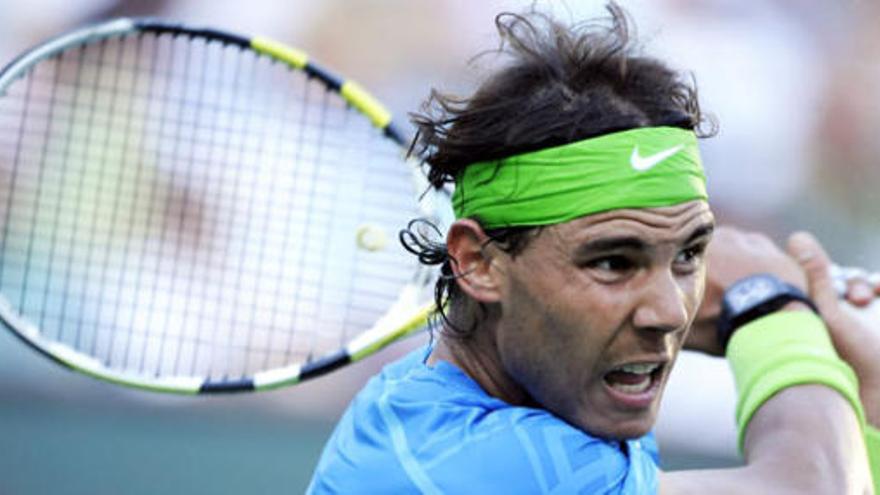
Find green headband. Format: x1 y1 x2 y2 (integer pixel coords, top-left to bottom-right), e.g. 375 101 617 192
451 126 708 228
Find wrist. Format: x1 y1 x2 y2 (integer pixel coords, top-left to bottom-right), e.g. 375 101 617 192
727 311 865 453
718 273 817 353
780 300 814 313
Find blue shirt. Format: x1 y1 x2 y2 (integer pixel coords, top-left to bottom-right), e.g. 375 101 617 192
308 347 660 494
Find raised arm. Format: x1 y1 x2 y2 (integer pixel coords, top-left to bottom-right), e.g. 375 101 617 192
661 227 873 494
789 231 880 493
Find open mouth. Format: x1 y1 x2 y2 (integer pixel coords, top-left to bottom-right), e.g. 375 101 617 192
602 362 665 407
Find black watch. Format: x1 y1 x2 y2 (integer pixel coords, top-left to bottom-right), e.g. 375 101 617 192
717 273 817 351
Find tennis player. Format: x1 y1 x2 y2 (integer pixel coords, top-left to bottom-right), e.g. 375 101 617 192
308 5 878 493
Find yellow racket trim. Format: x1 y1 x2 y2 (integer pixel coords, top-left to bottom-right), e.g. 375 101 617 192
349 302 435 362
341 81 392 129
250 36 308 69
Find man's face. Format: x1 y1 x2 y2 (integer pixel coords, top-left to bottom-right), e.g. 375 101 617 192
490 200 714 439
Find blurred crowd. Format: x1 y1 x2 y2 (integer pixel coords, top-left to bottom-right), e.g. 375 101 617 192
0 0 877 468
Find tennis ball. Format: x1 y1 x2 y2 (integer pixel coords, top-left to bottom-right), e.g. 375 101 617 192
355 224 387 251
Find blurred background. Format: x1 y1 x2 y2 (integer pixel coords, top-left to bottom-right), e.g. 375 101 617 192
0 0 878 493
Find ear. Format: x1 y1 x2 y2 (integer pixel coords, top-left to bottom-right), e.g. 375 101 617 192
446 219 503 303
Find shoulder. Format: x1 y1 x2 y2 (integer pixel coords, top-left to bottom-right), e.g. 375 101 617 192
310 350 659 494
427 407 658 494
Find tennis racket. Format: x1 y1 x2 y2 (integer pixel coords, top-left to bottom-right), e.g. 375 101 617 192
0 18 446 394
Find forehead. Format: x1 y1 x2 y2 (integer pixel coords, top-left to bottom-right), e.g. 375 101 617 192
547 200 714 246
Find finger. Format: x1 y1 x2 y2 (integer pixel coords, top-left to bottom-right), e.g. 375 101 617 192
845 278 874 307
786 231 839 310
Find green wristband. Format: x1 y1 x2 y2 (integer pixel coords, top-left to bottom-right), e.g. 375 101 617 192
868 425 879 494
727 311 865 453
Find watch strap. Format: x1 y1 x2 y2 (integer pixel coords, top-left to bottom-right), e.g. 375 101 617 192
718 274 817 352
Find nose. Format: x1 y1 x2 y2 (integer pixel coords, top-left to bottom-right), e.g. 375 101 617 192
632 268 690 333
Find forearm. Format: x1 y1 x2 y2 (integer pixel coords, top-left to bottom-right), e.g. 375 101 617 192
742 385 869 494
661 311 872 494
730 310 872 493
660 385 868 495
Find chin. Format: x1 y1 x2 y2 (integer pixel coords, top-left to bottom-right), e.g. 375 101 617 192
607 416 656 440
579 408 659 441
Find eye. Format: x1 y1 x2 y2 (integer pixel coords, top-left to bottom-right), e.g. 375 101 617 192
674 243 707 271
587 255 635 273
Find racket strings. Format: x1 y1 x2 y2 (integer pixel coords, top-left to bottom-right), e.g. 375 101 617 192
0 68 34 286
0 56 367 173
29 45 90 349
222 45 274 377
253 52 304 373
79 38 147 360
151 33 212 377
0 32 419 381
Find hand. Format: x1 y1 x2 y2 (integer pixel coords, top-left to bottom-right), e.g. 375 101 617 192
788 231 880 427
686 226 807 355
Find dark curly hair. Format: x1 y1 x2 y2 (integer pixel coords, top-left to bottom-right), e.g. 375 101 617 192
401 2 713 338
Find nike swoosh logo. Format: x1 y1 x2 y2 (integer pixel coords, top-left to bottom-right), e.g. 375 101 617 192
630 144 684 172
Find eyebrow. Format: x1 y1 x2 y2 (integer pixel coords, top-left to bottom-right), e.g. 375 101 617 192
576 222 715 255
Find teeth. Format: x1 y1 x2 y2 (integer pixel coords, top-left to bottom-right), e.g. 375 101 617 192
617 363 660 375
609 379 652 394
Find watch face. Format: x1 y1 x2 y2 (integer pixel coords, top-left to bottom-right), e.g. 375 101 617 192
727 276 777 313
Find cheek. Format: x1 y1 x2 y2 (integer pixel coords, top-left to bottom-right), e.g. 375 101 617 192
684 269 708 317
498 281 612 407
502 326 598 413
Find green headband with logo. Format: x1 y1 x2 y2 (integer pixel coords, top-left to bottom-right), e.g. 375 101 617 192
451 126 708 228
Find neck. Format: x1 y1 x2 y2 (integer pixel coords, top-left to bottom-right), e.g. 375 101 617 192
428 317 533 407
